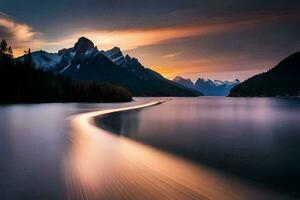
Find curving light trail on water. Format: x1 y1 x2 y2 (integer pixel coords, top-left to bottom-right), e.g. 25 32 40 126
63 99 283 200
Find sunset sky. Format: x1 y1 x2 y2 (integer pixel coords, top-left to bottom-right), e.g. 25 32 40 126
0 0 299 81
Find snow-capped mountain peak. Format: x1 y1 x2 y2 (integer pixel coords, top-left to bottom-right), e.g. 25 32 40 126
104 47 125 65
15 36 201 97
18 50 62 70
173 76 240 96
173 76 194 89
74 37 94 53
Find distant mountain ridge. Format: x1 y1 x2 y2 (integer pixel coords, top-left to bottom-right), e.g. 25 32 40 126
229 51 300 97
173 76 240 96
17 37 201 97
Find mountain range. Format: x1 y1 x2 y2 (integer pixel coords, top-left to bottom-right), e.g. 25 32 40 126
173 76 240 96
0 39 132 103
18 37 201 97
229 51 300 97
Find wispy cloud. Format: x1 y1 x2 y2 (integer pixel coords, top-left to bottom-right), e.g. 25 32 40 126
51 11 295 52
1 10 297 60
0 13 46 56
162 52 182 58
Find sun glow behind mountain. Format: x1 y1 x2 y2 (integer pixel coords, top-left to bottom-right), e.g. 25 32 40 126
1 0 299 80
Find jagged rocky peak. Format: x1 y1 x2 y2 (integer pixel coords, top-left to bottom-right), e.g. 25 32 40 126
58 48 71 56
131 57 140 63
74 37 95 53
195 77 216 85
124 55 139 64
234 79 240 83
124 55 145 69
107 47 122 54
174 76 191 82
174 75 240 96
15 36 201 96
173 76 183 82
173 76 195 89
124 55 133 63
195 77 208 82
104 47 125 65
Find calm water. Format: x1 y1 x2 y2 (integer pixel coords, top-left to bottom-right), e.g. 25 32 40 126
97 97 300 196
0 102 135 199
0 97 299 199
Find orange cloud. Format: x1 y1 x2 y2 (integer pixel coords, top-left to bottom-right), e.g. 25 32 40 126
0 14 46 56
4 10 292 57
162 52 182 58
50 12 287 52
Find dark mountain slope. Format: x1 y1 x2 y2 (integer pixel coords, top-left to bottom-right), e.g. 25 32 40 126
0 40 132 103
61 52 200 96
18 37 201 97
230 52 300 97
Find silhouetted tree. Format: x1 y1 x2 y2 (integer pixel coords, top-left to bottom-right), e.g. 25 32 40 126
0 40 132 103
8 46 13 58
24 48 32 66
0 40 8 53
0 40 13 68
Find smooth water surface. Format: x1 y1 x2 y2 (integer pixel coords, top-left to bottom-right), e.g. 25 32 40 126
0 101 136 199
0 97 299 200
97 97 300 196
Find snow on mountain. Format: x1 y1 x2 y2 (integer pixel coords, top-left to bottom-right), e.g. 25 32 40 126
15 37 237 96
173 76 194 89
56 37 201 96
17 38 99 72
15 37 201 96
104 47 125 65
59 63 71 73
17 38 162 81
18 50 62 70
103 48 165 80
173 76 240 96
195 77 240 96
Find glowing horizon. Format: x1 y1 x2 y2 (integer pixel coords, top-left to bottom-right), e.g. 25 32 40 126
1 0 299 81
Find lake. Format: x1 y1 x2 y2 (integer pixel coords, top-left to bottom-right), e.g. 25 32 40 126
0 97 299 199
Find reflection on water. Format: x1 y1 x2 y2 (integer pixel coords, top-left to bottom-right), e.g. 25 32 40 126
0 98 299 199
64 99 294 200
95 97 300 197
0 101 136 199
0 104 68 199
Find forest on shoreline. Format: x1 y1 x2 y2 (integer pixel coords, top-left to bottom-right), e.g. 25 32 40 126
0 40 132 103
